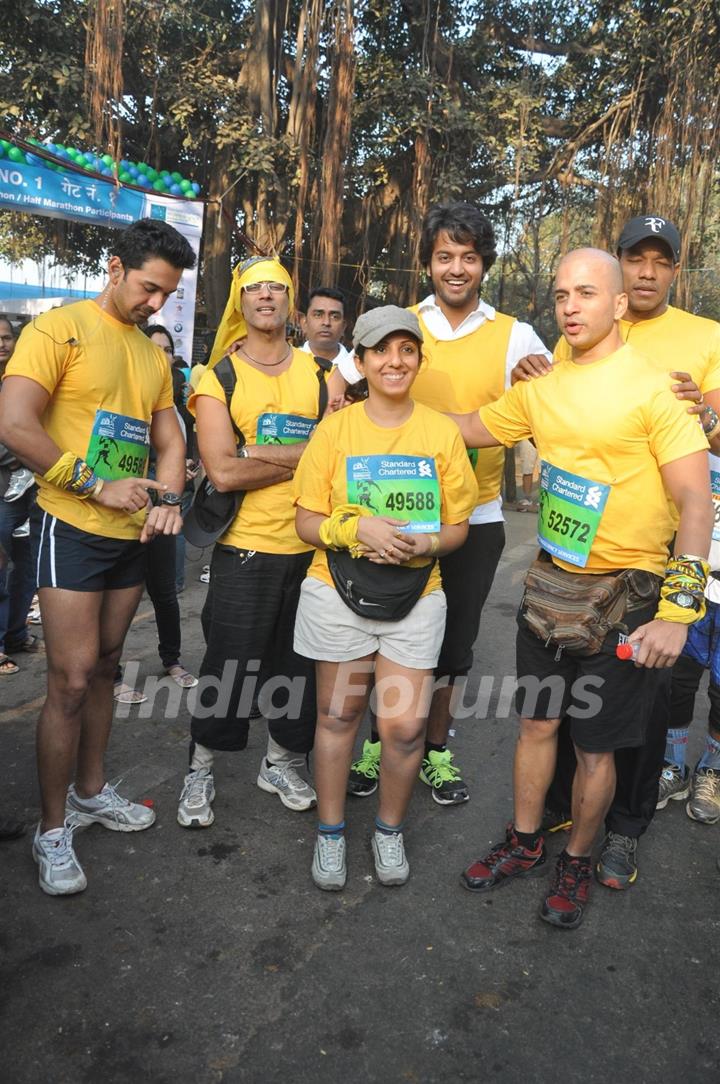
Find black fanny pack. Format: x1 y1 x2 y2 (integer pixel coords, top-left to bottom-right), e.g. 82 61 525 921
327 549 435 621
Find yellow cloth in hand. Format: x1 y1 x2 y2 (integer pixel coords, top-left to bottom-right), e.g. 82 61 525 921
318 504 372 554
43 450 78 489
209 257 295 369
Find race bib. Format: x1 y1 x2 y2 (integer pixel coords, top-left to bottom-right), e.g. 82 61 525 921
86 410 150 481
256 412 316 445
711 469 720 542
346 454 441 533
537 461 610 568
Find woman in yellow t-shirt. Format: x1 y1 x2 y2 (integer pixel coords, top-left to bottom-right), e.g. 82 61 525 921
293 306 478 891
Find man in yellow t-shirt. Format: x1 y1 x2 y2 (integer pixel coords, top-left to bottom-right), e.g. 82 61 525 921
0 218 195 896
451 248 711 930
347 202 551 807
176 257 327 830
520 216 720 889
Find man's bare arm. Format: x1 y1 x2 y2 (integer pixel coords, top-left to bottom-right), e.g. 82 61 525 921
0 375 59 472
195 395 291 493
446 410 503 450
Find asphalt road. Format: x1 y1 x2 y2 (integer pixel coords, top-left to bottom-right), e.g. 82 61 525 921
2 510 718 1083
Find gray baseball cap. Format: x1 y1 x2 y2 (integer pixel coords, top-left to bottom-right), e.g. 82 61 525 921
352 305 423 350
617 215 681 262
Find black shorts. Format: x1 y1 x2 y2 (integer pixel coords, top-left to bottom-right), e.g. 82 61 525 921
436 521 505 679
515 602 664 753
32 508 146 592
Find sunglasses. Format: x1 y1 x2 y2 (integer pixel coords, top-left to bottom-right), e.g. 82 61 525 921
243 282 289 294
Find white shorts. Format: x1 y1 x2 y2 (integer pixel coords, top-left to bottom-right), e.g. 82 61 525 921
518 439 538 476
294 577 447 670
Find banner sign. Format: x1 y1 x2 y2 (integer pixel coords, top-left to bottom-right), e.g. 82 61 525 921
0 157 204 363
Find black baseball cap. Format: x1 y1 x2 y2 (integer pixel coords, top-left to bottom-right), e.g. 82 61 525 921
617 216 681 262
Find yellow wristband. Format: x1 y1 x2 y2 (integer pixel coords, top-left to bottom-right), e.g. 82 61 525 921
655 597 707 625
43 451 78 488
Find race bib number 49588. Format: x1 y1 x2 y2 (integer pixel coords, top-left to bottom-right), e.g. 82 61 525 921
346 454 441 533
537 461 610 568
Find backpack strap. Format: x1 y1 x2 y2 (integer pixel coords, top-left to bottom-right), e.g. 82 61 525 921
212 355 245 448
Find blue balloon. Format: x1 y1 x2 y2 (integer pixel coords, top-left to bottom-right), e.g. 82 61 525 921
101 167 113 177
191 182 200 195
25 153 41 166
128 165 139 178
138 174 152 187
169 184 182 195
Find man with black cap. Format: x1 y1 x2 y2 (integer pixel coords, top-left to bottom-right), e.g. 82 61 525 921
514 214 720 890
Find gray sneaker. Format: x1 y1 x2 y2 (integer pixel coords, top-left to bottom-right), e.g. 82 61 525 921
371 830 409 886
656 763 691 809
33 822 87 896
4 467 35 502
687 768 720 824
257 757 317 811
177 768 215 828
66 781 155 832
311 834 347 891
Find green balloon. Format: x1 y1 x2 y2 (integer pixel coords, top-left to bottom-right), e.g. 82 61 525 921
146 167 158 181
101 153 113 167
138 162 150 173
0 139 9 151
153 179 168 191
179 179 192 192
170 171 182 183
119 170 132 183
8 146 26 163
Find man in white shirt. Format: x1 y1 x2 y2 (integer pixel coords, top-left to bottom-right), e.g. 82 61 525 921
300 287 356 377
347 202 551 806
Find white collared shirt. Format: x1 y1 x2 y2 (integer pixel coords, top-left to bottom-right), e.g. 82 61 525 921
417 295 551 523
301 340 359 383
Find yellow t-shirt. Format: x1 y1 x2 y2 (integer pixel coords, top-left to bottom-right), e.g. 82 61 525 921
553 306 720 393
5 300 174 539
293 400 479 595
408 306 515 504
189 348 324 554
189 363 207 391
479 344 709 576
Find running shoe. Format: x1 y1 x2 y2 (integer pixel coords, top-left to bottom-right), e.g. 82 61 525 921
687 768 720 824
312 834 347 891
66 781 155 832
257 757 317 811
177 768 215 828
420 748 469 805
4 468 35 502
347 739 381 797
541 852 592 929
595 831 637 890
371 830 409 886
656 763 691 809
462 830 546 891
33 822 87 896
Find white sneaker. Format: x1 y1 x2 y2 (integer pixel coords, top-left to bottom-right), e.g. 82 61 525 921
33 822 87 895
65 781 156 832
4 468 35 502
371 829 409 885
312 834 347 891
257 756 317 811
177 768 215 828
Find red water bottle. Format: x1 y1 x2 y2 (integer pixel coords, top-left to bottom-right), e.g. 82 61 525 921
616 641 640 661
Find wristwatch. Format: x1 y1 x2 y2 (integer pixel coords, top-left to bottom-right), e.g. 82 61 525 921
161 491 183 507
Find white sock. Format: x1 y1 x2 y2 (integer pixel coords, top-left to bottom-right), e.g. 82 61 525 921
190 743 214 772
266 734 296 764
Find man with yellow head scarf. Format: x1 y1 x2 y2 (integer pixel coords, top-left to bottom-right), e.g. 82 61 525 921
177 257 328 829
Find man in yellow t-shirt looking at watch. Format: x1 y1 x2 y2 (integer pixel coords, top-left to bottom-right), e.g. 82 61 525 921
0 218 195 896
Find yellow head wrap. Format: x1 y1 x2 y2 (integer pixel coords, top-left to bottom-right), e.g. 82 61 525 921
208 257 295 368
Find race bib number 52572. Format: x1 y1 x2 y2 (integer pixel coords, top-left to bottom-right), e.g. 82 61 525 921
537 461 610 568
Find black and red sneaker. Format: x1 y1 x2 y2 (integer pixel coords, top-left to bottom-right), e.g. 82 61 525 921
540 851 592 930
461 830 546 892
